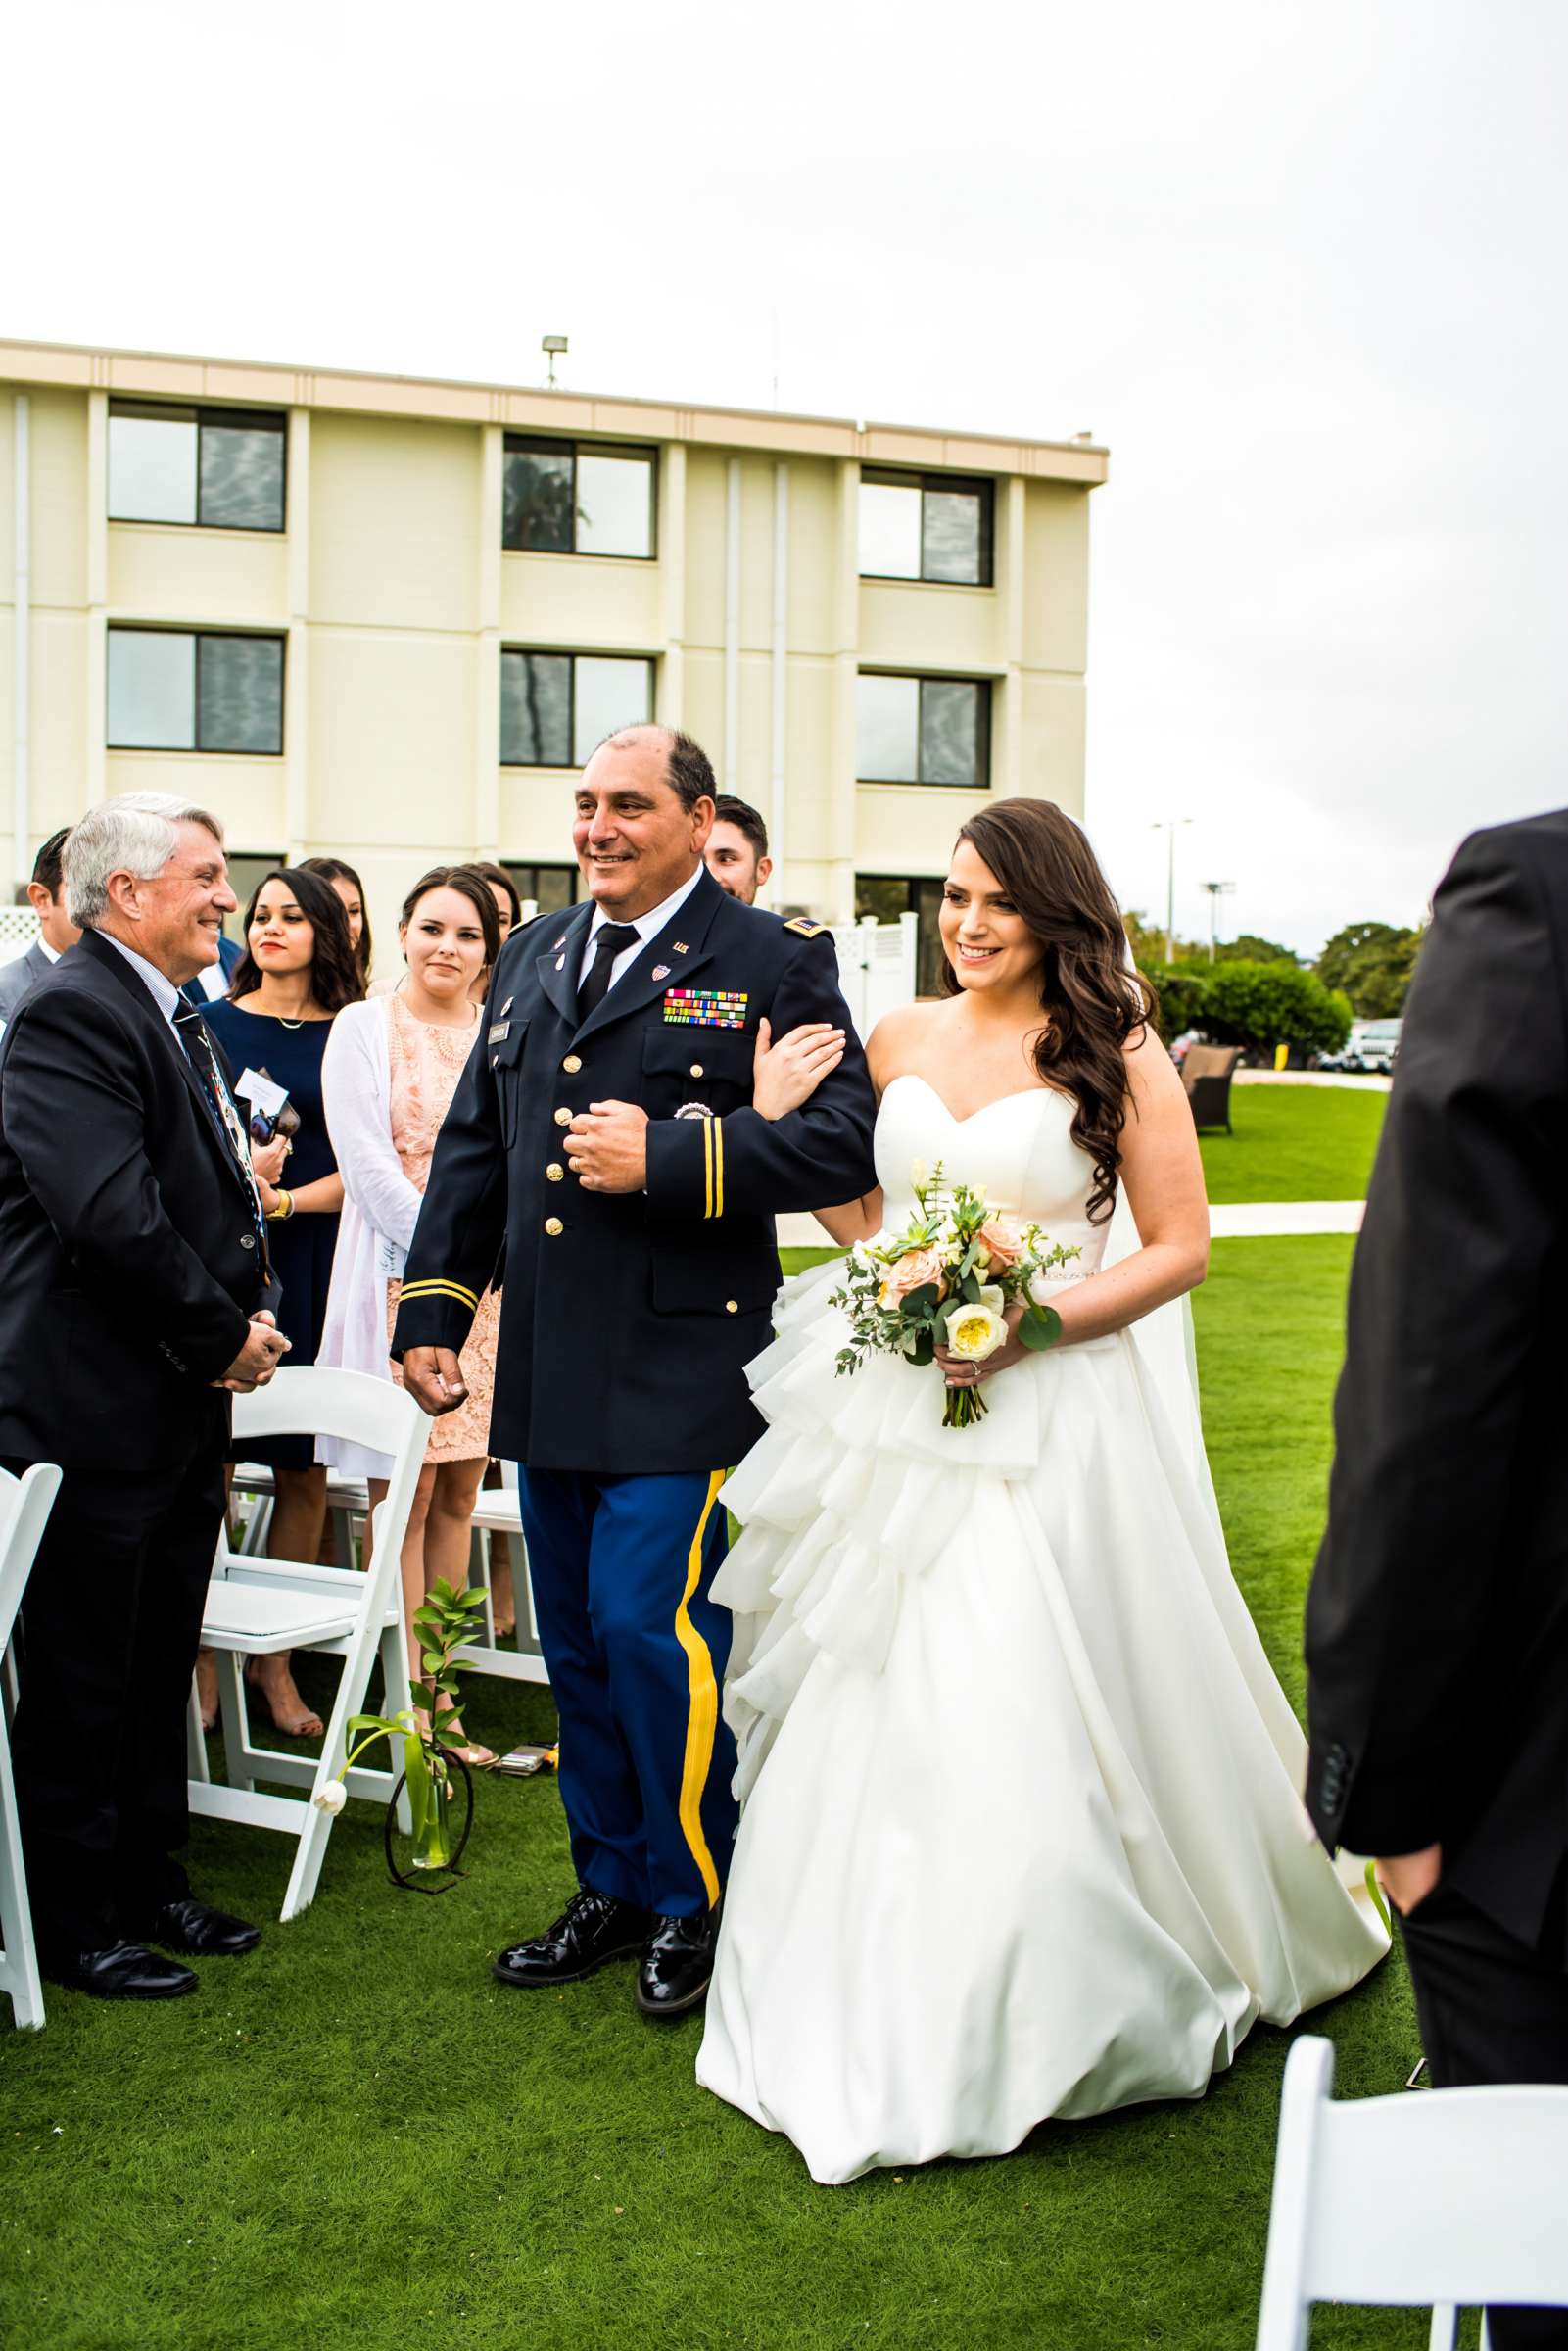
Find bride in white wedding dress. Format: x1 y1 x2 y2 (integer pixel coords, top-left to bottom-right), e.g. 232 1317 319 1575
694 797 1387 2186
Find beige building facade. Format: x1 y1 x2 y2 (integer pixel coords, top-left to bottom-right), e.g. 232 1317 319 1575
0 338 1107 986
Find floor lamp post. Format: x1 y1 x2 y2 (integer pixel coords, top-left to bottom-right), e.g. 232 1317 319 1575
1152 819 1193 965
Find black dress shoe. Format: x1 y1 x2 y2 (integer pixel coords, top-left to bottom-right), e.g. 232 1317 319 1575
131 1898 262 1957
45 1942 198 2000
636 1907 719 2018
493 1888 652 1988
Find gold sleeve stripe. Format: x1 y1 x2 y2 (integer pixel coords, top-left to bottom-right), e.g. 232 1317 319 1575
399 1277 480 1312
713 1115 725 1220
701 1114 714 1221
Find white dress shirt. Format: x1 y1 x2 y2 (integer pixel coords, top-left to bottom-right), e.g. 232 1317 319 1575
577 865 706 996
100 930 183 1027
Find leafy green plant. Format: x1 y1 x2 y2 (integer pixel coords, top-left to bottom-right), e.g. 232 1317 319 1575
314 1576 488 1875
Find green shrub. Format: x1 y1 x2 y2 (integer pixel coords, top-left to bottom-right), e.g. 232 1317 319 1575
1200 959 1353 1057
1138 963 1210 1039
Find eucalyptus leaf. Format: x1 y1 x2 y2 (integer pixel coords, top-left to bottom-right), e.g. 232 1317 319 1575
1016 1303 1062 1352
901 1282 939 1319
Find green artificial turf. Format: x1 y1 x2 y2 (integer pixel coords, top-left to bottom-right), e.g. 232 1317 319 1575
1199 1084 1386 1204
0 1231 1425 2351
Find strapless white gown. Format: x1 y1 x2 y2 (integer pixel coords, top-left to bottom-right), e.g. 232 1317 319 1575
694 1075 1388 2184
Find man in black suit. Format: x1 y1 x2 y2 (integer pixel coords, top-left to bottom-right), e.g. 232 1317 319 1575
0 825 80 1034
0 791 290 1999
393 726 877 2016
1307 812 1568 2349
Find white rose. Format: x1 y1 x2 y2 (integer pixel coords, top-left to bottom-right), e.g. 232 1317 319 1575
945 1304 1009 1363
977 1283 1005 1314
312 1780 348 1815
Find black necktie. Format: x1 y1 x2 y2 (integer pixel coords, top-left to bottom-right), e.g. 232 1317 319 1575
172 1000 269 1257
577 923 641 1024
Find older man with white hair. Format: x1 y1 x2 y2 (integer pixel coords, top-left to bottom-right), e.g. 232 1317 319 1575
0 792 289 2000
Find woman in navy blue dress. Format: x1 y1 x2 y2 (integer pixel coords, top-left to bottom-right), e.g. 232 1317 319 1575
203 866 363 1737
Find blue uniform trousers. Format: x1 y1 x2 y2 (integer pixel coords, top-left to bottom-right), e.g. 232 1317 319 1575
516 1466 737 1919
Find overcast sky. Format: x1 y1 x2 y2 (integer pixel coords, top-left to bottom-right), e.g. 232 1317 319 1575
7 0 1564 954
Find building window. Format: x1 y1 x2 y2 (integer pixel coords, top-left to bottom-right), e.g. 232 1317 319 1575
107 628 285 754
859 470 992 586
108 404 286 532
856 672 990 788
499 650 653 767
502 861 582 917
856 875 949 997
502 438 656 558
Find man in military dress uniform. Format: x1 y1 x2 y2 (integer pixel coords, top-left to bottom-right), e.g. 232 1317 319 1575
393 726 877 2016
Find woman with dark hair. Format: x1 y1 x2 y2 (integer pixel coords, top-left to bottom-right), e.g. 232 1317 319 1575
696 797 1387 2183
317 865 504 1765
202 865 363 1738
299 855 373 988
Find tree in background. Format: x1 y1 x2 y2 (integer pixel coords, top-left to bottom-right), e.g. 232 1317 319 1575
1314 922 1425 1018
1122 908 1170 966
1215 932 1300 966
1201 962 1353 1059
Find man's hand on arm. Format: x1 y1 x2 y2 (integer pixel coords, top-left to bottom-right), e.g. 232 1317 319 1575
567 1101 649 1193
401 1345 469 1417
213 1311 291 1393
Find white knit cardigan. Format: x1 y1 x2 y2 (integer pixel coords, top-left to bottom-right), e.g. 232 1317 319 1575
315 996 425 1477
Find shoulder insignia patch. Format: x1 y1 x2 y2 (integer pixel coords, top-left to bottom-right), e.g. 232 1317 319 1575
784 916 828 938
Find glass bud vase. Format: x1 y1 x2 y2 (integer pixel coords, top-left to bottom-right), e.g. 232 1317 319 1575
414 1760 453 1872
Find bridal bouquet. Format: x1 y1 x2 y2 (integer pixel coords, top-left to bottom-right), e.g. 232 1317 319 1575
831 1161 1081 1427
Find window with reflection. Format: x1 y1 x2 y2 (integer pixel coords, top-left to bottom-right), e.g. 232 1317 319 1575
107 628 284 753
502 861 583 916
858 470 992 586
499 650 654 766
856 672 990 788
502 438 656 558
108 404 286 531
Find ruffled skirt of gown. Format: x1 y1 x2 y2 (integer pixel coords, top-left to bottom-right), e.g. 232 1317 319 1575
693 1261 1388 2185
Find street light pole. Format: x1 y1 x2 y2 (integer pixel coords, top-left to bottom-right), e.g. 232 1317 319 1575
1151 819 1193 965
1199 880 1237 964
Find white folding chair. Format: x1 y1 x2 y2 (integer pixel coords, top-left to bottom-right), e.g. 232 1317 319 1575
1257 2034 1568 2350
0 1461 63 2031
457 1468 549 1689
189 1367 425 1922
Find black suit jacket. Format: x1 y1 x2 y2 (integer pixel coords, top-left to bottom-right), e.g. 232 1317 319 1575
391 867 879 1475
0 929 273 1470
1305 812 1568 1949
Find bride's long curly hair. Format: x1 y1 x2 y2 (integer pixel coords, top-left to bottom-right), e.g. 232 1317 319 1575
939 798 1158 1223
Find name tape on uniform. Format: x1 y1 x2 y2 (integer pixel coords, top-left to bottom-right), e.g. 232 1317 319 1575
662 986 748 1029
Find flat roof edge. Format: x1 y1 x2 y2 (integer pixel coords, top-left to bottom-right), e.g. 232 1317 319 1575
0 336 1110 480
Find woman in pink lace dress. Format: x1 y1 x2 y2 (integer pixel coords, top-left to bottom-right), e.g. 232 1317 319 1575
319 866 503 1764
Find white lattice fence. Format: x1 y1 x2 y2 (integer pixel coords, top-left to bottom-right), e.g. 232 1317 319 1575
828 913 919 1039
0 910 40 969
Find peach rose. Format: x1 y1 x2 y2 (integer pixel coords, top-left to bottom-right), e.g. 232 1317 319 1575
879 1246 948 1309
976 1219 1026 1271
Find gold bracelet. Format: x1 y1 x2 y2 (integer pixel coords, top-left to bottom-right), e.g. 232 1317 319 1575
266 1187 294 1222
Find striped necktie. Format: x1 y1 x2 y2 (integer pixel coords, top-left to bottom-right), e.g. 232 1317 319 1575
172 1000 270 1259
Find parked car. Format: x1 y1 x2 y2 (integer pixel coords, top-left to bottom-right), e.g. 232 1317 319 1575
1320 1018 1402 1075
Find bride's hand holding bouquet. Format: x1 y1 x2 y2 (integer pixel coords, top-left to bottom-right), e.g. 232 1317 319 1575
830 1161 1080 1427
